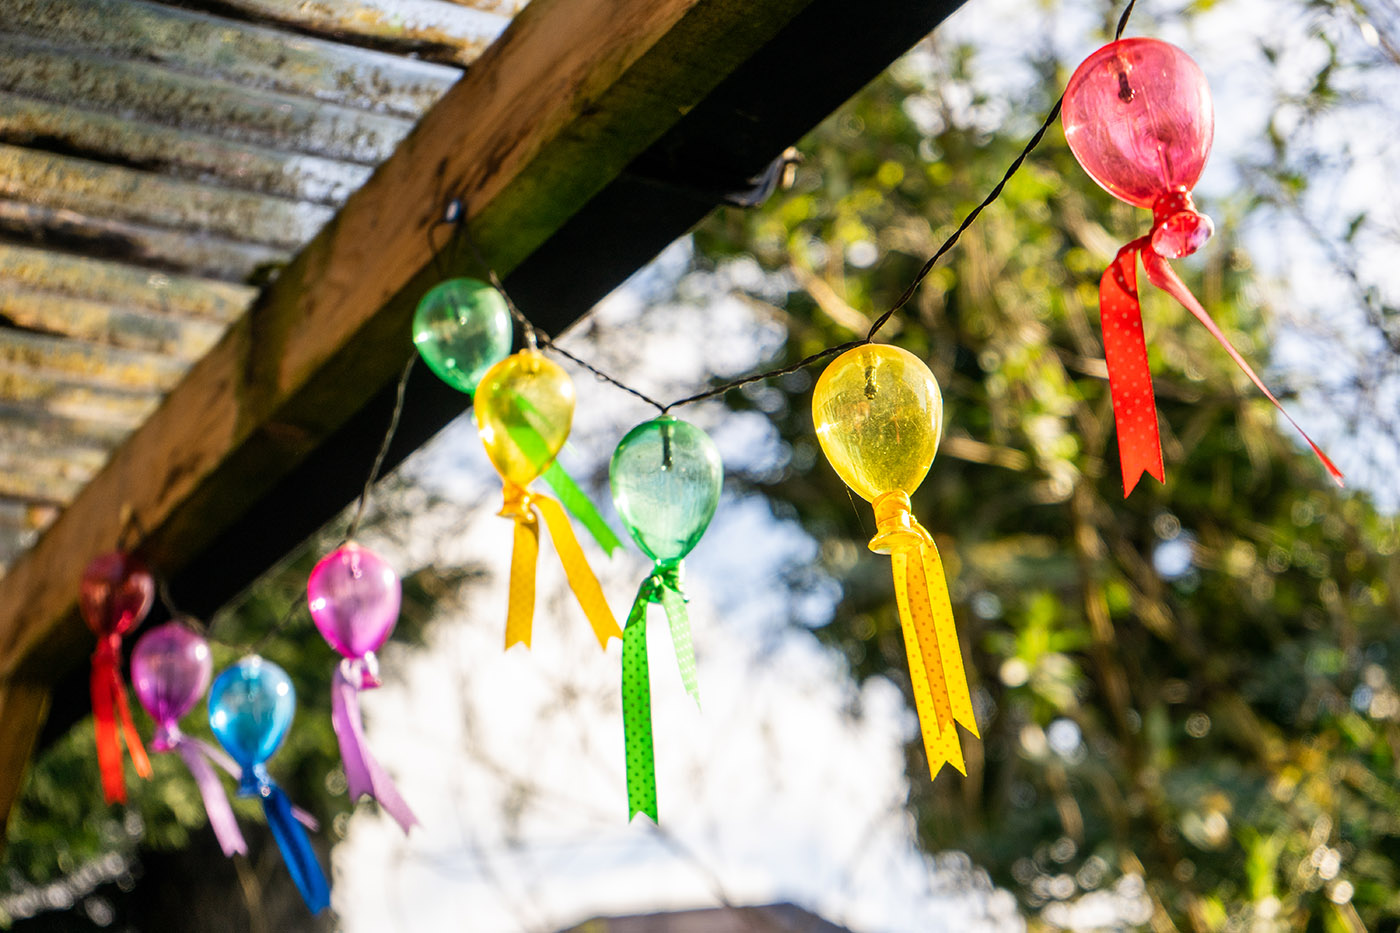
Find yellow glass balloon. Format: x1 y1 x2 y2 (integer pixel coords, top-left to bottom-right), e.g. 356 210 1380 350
472 348 620 657
475 349 575 487
812 344 977 781
812 344 943 501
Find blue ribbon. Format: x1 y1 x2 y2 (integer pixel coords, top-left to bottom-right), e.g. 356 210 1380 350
241 765 330 913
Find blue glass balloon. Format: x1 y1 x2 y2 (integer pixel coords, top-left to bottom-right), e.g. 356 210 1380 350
208 656 295 774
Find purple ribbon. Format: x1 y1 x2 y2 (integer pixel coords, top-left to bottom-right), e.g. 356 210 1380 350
154 726 319 857
332 654 417 832
175 738 246 857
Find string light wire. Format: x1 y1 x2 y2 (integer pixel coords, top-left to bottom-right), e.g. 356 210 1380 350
443 0 1137 414
138 1 1138 650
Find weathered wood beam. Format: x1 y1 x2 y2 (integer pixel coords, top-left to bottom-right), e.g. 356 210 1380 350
0 0 816 816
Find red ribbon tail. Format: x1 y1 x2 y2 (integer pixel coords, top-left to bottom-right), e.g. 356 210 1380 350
114 679 152 779
1140 249 1345 488
91 653 125 805
1100 239 1165 497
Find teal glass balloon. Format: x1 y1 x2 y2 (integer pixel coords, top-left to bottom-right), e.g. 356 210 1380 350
412 278 512 394
609 416 723 565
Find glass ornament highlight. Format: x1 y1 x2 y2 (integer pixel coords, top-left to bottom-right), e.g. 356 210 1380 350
474 350 621 652
131 622 246 856
307 543 417 832
80 551 154 804
1062 37 1340 494
609 416 723 821
813 346 978 778
412 277 513 395
209 658 330 913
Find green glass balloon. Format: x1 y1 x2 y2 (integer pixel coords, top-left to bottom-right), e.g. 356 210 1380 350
609 416 723 565
412 278 512 394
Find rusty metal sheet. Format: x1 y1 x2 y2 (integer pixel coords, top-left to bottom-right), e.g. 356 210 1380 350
0 0 533 579
0 287 224 360
0 199 291 282
0 366 161 427
0 403 133 452
166 0 515 66
0 331 188 393
0 144 335 250
0 38 418 164
5 0 463 118
0 95 375 206
0 244 256 320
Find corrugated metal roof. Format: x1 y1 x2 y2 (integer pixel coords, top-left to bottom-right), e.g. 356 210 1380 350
0 0 526 573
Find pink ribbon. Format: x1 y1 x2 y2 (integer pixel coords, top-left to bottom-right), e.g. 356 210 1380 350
332 655 417 832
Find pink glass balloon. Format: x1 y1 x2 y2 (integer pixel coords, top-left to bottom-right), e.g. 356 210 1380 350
131 622 213 751
80 552 154 639
307 543 401 661
1062 38 1214 255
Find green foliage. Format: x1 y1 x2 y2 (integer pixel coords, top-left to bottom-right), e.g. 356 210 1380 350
697 35 1400 932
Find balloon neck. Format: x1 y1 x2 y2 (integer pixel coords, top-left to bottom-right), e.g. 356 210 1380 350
237 763 272 798
151 722 182 752
868 491 931 555
92 633 122 665
499 482 536 521
646 562 684 600
1150 189 1214 259
341 653 381 690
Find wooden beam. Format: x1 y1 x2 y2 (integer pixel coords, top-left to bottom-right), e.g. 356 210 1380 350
0 0 816 808
0 677 50 845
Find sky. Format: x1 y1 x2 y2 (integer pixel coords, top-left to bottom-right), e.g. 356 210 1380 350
329 0 1396 930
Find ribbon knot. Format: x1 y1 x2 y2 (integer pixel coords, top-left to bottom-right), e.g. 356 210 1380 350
645 564 684 601
499 482 536 522
869 491 932 554
1098 193 1342 496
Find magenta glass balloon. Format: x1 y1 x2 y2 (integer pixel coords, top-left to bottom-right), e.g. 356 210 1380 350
1062 38 1214 209
131 622 213 742
307 543 401 659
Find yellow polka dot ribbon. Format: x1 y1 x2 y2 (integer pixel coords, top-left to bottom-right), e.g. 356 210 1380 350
500 481 621 652
870 490 978 778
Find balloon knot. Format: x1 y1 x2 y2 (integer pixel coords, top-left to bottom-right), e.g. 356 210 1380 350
1150 188 1214 259
92 633 122 665
499 483 536 522
151 722 182 753
868 491 930 554
237 763 272 798
646 563 685 600
341 653 381 690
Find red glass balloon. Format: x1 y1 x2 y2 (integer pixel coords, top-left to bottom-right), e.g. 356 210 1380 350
80 551 155 804
1062 37 1215 258
1061 36 1342 495
80 552 154 639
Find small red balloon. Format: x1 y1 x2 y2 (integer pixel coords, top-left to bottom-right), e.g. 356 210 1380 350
80 552 154 639
1062 37 1214 211
81 551 155 804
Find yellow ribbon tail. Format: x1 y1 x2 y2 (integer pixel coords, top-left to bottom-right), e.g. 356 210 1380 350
534 493 622 650
918 539 978 738
505 514 540 650
893 552 964 779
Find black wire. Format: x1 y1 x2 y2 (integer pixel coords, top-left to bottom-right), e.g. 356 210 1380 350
168 0 1139 655
460 0 1136 415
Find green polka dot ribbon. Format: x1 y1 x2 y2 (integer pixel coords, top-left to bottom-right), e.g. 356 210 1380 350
622 563 699 823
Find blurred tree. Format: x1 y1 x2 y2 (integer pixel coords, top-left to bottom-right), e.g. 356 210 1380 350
5 1 1400 931
692 4 1400 929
